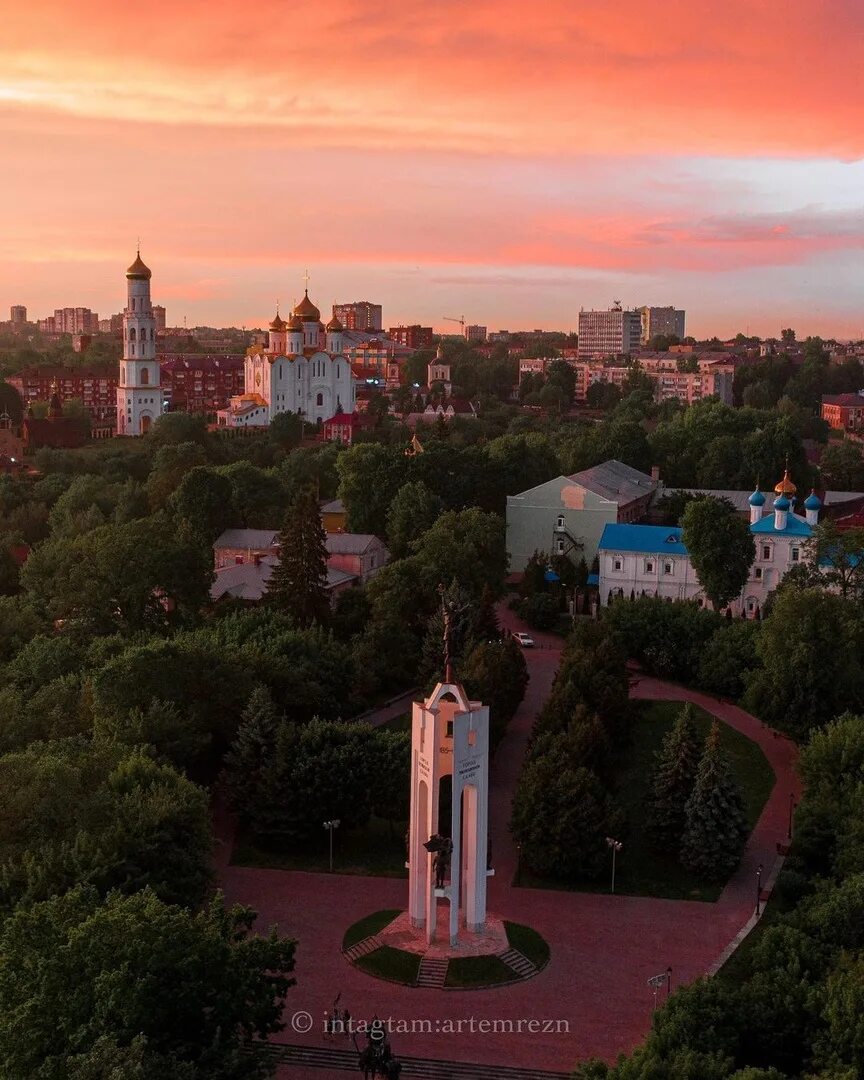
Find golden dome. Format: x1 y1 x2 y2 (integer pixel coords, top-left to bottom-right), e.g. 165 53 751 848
293 290 320 321
269 311 287 332
326 314 343 331
288 313 304 331
774 469 797 496
126 251 152 280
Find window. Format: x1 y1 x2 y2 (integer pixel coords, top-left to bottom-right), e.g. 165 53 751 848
556 539 565 554
791 548 800 562
613 558 622 571
754 567 763 580
644 560 654 573
762 545 771 560
556 515 565 530
141 367 149 385
316 393 323 407
663 561 673 575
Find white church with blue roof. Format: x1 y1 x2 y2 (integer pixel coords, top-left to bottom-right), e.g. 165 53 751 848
598 469 821 617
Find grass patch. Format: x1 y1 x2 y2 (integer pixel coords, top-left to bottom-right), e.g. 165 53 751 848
355 945 421 985
342 909 402 951
504 921 550 969
232 814 408 877
445 955 519 988
521 700 775 902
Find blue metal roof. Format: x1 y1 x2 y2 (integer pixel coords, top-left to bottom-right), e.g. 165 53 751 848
598 524 688 555
750 514 812 537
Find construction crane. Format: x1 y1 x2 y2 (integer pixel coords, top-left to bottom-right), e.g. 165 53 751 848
443 315 466 332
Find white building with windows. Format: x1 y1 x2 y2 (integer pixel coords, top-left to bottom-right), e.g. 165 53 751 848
598 471 821 616
117 251 161 436
217 291 357 428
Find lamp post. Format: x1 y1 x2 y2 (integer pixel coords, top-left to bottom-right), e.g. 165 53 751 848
787 793 796 841
606 836 623 894
755 862 763 917
666 966 673 1000
323 819 341 873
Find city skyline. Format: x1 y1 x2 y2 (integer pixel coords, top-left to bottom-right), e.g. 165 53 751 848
2 1 864 337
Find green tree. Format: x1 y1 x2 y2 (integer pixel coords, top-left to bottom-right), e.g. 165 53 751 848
585 382 622 410
647 704 702 847
266 491 329 628
369 729 410 831
462 636 529 745
744 588 864 741
410 508 508 600
821 441 864 491
385 480 442 559
511 755 624 881
0 886 295 1080
805 520 864 600
680 721 748 881
145 441 209 509
170 466 233 544
682 496 755 609
697 620 762 699
222 686 284 833
148 411 208 446
336 442 406 534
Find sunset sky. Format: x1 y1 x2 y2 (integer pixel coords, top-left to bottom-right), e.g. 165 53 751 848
2 0 863 337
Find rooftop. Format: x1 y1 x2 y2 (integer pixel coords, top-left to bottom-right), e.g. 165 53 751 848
568 460 658 504
210 557 355 602
599 523 688 555
822 393 864 406
214 529 279 550
326 533 385 556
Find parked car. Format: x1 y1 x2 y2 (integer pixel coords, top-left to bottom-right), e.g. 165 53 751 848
513 631 535 648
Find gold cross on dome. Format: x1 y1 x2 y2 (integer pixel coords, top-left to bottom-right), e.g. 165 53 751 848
303 268 310 289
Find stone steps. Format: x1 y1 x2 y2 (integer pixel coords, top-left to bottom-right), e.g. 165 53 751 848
258 1042 570 1079
343 934 383 961
415 956 449 988
498 947 538 979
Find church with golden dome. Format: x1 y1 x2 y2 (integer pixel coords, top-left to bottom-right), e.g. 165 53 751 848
217 290 357 428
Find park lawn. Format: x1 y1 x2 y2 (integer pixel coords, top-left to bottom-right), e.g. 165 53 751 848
342 909 402 951
522 700 775 902
355 945 421 985
232 814 408 877
445 955 519 988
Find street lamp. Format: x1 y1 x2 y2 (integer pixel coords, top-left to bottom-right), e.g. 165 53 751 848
666 966 673 1000
606 836 623 894
323 819 341 873
787 793 796 841
755 862 763 917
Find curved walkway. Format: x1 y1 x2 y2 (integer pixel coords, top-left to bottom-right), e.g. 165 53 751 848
217 608 799 1077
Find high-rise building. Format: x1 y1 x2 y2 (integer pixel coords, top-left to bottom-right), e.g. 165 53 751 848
465 324 487 343
638 306 685 345
153 305 167 332
332 301 382 332
388 325 434 349
10 305 26 324
51 307 100 334
577 304 641 360
117 251 160 436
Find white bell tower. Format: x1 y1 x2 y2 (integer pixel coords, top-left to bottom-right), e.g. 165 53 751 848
407 597 491 948
117 251 160 436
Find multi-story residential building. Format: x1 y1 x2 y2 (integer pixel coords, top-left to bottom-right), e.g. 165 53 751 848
821 392 864 432
506 459 660 570
8 367 118 421
159 355 245 413
332 301 382 332
388 325 434 349
638 306 686 344
465 324 487 343
577 304 641 360
51 307 100 335
572 353 735 406
10 305 26 324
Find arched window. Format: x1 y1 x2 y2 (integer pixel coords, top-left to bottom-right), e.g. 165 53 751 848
316 393 324 407
141 367 150 385
129 327 136 342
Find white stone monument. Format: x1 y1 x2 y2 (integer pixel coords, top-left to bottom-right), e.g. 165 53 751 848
407 610 490 947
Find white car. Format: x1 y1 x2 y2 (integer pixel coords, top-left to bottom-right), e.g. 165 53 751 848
513 632 535 648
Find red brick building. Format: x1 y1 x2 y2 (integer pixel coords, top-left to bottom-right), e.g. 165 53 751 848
159 355 245 413
8 367 118 422
323 411 369 445
821 393 864 432
388 325 434 349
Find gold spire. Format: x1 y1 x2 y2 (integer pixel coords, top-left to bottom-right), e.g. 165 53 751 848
774 468 797 496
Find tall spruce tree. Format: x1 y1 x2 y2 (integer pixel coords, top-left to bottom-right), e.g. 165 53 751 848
680 720 748 880
266 491 329 628
222 685 283 830
646 703 702 847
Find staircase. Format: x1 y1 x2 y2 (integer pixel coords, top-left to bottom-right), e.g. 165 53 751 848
257 1042 571 1079
343 934 383 962
497 947 538 980
415 956 449 988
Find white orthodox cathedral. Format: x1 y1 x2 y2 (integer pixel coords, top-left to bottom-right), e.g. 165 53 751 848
218 292 357 428
117 251 161 436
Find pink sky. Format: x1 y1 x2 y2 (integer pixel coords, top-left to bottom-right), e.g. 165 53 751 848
2 1 863 336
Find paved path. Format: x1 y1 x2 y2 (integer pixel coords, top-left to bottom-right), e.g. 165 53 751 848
219 604 800 1075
